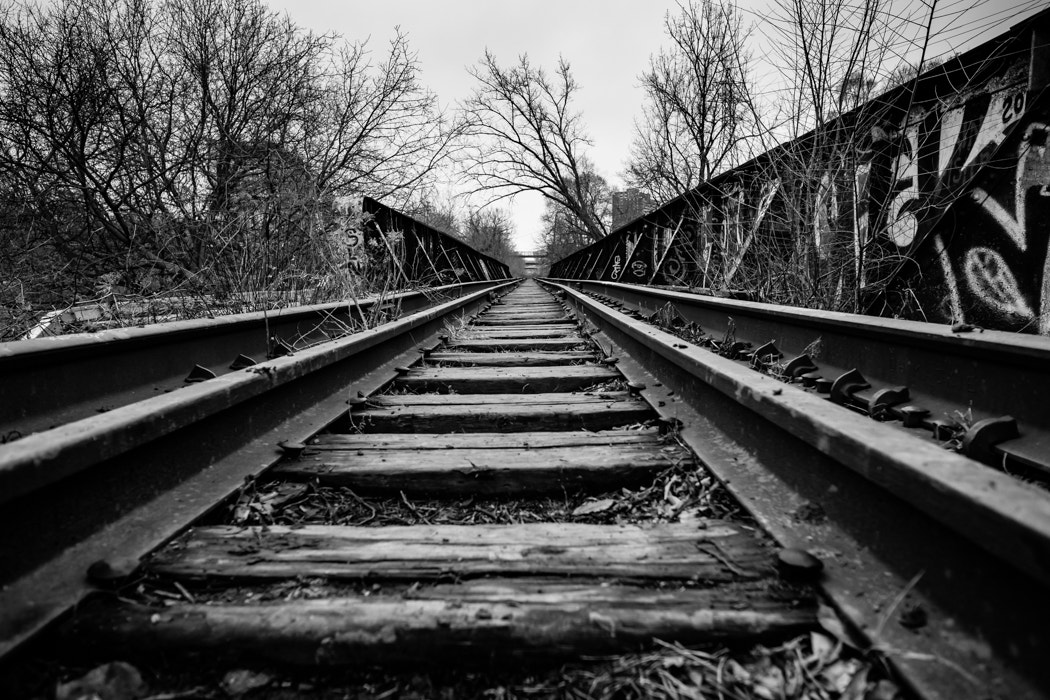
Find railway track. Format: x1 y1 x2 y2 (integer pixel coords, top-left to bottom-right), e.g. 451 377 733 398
0 281 499 454
2 279 1049 698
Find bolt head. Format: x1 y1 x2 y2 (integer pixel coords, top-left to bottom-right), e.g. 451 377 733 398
87 557 140 584
278 440 307 458
776 548 824 580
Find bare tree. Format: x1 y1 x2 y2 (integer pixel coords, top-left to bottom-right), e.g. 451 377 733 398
538 199 594 265
764 0 909 138
882 56 942 91
626 0 758 203
461 207 521 274
745 0 940 311
408 194 461 236
611 0 946 313
461 51 607 242
306 30 462 205
0 0 460 324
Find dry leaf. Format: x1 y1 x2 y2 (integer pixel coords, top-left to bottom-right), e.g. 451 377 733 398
221 669 272 696
866 679 903 700
753 664 786 699
821 659 863 694
818 603 860 650
808 630 838 666
572 498 615 516
725 659 751 683
841 663 871 700
56 662 146 700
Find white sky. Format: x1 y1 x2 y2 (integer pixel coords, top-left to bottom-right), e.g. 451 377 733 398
269 0 1044 252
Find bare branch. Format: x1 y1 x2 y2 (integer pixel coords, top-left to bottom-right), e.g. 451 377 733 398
460 51 607 242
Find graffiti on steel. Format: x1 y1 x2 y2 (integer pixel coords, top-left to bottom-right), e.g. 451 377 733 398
870 83 1048 332
552 12 1049 333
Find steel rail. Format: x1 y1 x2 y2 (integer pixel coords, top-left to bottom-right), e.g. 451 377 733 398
21 289 354 341
543 279 1050 700
0 281 508 446
547 278 1050 479
0 280 516 660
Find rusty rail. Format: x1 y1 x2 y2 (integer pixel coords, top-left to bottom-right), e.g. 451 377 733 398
547 278 1050 480
0 280 516 660
0 282 505 451
544 278 1050 699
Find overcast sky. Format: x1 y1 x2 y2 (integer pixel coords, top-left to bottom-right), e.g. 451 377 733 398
269 0 1043 251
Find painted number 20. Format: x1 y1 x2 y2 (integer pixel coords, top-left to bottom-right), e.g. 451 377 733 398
1002 92 1025 124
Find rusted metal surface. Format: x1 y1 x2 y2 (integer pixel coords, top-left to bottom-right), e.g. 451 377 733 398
550 8 1050 334
545 279 1050 700
551 278 1050 480
0 281 514 658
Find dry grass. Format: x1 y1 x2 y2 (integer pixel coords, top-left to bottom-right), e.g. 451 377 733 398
238 485 575 527
221 426 738 530
29 634 898 699
466 636 899 700
578 377 628 393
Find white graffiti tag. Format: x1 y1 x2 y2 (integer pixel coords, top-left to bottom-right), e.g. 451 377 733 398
963 246 1035 318
968 122 1050 252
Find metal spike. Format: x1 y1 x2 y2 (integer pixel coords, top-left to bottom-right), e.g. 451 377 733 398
184 364 216 384
229 354 257 370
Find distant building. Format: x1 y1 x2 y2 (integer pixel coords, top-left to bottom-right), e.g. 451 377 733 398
611 188 655 230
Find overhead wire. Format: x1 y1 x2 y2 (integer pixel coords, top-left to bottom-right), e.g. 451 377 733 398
737 0 1045 100
634 0 1047 173
745 0 1043 54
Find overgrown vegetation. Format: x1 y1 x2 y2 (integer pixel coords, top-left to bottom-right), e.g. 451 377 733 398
460 54 610 245
412 202 526 278
24 633 898 696
534 0 992 314
0 0 495 339
27 634 903 699
626 0 759 204
642 0 944 311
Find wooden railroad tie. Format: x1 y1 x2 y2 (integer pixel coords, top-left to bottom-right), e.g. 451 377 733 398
59 279 817 668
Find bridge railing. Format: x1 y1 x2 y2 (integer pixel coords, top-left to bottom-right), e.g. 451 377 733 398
550 7 1050 333
353 197 511 285
19 198 512 339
